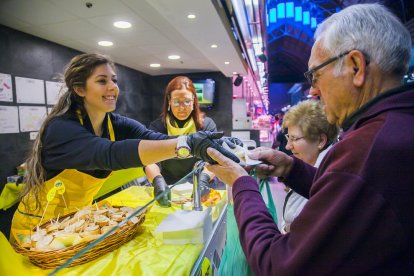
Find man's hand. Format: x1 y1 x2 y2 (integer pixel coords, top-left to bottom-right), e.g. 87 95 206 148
152 175 171 207
187 131 240 164
205 148 248 187
248 147 294 179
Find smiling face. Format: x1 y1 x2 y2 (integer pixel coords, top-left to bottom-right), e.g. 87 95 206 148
285 125 323 166
75 63 119 117
169 89 194 121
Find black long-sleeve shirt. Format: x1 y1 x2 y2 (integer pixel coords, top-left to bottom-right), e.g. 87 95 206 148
42 112 169 180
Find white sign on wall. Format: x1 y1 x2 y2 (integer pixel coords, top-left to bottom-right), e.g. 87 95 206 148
46 81 62 105
0 105 19 133
18 106 47 132
16 77 45 104
0 73 13 102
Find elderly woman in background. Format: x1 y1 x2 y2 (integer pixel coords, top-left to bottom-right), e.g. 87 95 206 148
281 100 338 233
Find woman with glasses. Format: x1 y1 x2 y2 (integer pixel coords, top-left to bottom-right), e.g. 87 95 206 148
281 100 338 233
145 76 219 206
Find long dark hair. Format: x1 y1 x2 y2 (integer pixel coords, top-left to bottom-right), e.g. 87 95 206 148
20 53 115 211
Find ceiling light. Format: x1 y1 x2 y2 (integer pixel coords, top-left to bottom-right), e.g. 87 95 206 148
168 55 180 60
224 61 230 65
150 63 161 68
233 72 238 75
98 41 113 46
211 44 218 48
113 21 132 29
187 14 196 19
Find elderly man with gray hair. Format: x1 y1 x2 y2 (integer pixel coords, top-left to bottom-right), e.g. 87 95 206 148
206 3 414 275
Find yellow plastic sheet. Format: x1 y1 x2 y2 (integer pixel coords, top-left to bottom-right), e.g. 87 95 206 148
0 168 144 211
5 186 227 275
0 183 24 210
0 232 32 275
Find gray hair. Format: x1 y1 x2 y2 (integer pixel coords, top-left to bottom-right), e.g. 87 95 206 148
315 3 411 77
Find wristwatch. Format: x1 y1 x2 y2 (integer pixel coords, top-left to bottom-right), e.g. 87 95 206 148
176 135 191 158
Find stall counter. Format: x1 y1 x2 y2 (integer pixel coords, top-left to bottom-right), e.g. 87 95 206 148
4 186 227 275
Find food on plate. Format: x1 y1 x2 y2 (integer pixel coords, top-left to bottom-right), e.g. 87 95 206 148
171 197 192 205
201 189 222 207
221 142 262 166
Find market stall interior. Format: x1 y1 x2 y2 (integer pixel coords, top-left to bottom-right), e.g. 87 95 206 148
0 0 414 274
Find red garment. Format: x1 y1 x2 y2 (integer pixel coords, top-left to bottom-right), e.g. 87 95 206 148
233 84 414 275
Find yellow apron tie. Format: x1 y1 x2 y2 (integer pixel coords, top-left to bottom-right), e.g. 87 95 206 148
77 110 115 141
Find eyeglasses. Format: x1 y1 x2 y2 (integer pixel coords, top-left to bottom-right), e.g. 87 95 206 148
304 50 351 88
170 98 194 107
285 134 305 143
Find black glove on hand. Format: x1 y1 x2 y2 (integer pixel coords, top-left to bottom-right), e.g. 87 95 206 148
199 172 212 198
219 136 244 149
153 175 171 207
186 131 240 164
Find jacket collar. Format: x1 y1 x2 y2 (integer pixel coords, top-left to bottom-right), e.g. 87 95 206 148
341 82 414 132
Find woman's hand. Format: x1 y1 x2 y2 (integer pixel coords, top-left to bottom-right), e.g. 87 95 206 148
205 148 248 187
248 147 294 179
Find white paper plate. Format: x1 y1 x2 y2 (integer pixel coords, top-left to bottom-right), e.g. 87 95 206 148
171 182 193 195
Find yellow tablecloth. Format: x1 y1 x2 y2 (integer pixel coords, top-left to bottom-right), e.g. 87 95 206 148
1 186 227 276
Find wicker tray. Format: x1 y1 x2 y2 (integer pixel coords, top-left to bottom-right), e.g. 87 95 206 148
13 206 148 269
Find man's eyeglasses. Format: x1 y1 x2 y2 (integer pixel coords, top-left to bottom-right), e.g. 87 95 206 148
170 99 194 107
304 51 351 88
285 134 305 143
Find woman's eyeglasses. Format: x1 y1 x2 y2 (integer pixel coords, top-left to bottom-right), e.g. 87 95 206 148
170 99 194 107
285 134 305 143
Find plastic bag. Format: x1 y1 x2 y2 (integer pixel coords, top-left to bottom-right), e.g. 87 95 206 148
218 170 277 275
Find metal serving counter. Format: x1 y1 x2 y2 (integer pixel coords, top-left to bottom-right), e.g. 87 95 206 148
191 203 227 275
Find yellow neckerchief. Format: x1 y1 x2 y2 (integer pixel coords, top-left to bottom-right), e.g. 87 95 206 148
77 110 115 141
10 111 115 244
166 115 197 136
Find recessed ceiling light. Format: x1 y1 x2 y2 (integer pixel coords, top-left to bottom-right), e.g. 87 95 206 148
233 72 238 75
113 21 132 29
98 41 113 46
187 14 196 19
168 55 180 60
150 63 161 68
224 61 230 65
211 44 218 48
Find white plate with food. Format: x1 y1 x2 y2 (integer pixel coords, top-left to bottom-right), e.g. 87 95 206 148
222 142 262 166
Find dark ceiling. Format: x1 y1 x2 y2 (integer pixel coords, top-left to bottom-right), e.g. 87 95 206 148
266 0 414 84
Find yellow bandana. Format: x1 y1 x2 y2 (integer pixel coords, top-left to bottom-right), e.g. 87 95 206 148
166 115 197 136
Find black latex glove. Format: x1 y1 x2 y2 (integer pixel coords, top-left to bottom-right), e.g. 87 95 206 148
219 136 244 149
153 175 171 207
199 172 212 198
186 131 240 164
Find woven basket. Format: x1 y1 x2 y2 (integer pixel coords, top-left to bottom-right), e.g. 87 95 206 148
13 206 148 269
